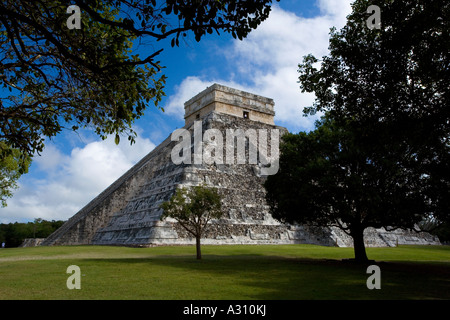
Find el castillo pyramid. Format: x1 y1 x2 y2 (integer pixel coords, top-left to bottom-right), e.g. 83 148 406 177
42 84 440 247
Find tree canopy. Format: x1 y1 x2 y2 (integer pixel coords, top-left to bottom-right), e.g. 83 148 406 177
160 185 223 259
265 0 449 262
301 0 449 224
265 116 433 261
0 141 31 207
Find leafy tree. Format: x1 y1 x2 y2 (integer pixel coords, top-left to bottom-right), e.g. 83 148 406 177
160 185 223 259
266 0 449 262
0 141 31 207
298 0 449 224
265 116 431 262
0 0 279 189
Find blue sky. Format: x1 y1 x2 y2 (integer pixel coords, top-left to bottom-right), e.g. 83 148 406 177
0 0 354 223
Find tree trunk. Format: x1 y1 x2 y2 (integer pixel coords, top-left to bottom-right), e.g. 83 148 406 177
351 226 369 263
196 236 202 260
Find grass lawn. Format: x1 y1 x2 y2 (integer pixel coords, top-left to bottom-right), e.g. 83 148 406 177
0 244 449 300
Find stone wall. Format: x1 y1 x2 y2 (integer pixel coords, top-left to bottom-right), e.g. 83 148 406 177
184 84 275 126
329 226 440 247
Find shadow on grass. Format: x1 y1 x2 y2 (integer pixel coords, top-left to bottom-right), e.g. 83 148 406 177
84 254 450 300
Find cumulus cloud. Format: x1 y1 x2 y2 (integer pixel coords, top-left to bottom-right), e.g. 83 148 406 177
166 0 352 133
0 134 156 223
318 0 353 21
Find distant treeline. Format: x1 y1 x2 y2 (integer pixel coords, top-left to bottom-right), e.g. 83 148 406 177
0 219 65 247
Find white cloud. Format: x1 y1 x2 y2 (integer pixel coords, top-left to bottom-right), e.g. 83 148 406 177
33 143 69 174
0 134 156 223
318 0 353 21
166 1 352 133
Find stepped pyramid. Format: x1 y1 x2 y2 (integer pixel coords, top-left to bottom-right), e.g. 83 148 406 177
42 84 440 247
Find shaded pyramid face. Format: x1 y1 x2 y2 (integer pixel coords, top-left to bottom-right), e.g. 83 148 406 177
42 84 440 248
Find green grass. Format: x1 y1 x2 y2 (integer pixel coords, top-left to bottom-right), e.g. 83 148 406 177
0 244 449 300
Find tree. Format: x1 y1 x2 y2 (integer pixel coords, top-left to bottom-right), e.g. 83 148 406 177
305 0 450 247
265 116 430 262
160 185 223 259
0 141 31 207
266 0 449 262
0 0 279 180
297 0 449 224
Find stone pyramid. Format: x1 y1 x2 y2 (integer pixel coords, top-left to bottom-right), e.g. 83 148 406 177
42 84 440 247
